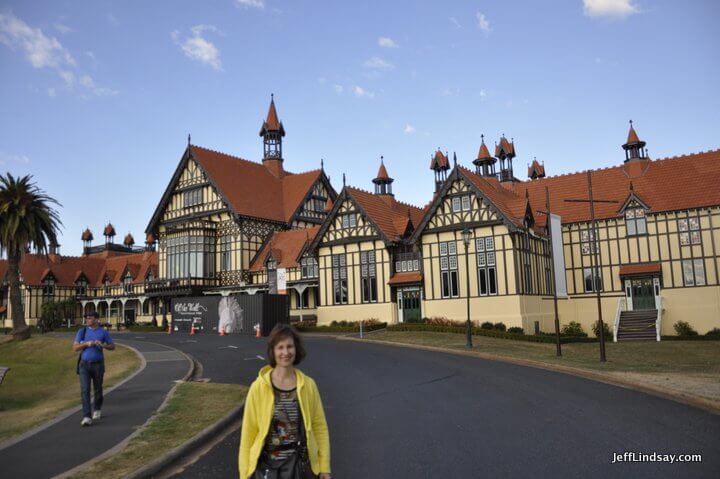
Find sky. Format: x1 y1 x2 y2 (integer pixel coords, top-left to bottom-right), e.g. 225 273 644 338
1 0 718 256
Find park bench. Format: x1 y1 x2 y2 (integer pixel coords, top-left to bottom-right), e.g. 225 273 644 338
0 366 9 386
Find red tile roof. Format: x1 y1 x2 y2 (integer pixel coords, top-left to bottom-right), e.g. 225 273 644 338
259 97 285 136
626 124 641 145
376 161 390 180
619 263 662 276
81 228 93 242
190 145 323 223
495 137 515 157
388 271 422 285
460 168 530 227
528 159 545 179
430 150 449 170
477 141 492 160
346 187 426 242
250 226 320 272
103 223 116 236
123 233 135 246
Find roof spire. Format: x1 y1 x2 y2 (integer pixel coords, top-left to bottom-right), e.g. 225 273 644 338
453 152 457 168
320 158 324 172
342 173 346 187
187 133 191 146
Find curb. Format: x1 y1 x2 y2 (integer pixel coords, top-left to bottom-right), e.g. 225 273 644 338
126 400 245 479
338 335 720 416
0 342 148 453
52 341 195 479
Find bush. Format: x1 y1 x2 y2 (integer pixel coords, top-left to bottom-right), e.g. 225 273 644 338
507 327 524 335
673 321 698 337
295 320 387 333
386 323 597 344
591 320 613 340
425 317 464 327
705 328 720 338
480 321 494 330
493 322 506 331
561 321 587 337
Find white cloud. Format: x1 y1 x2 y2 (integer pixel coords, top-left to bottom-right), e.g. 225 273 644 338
236 0 265 8
480 89 487 99
79 74 119 96
54 23 72 34
172 25 223 71
0 152 31 165
476 12 491 33
450 17 462 29
58 69 75 85
403 124 415 134
364 56 394 70
0 13 77 70
47 87 56 97
333 84 344 94
378 37 398 48
353 86 374 98
583 0 639 19
440 87 459 97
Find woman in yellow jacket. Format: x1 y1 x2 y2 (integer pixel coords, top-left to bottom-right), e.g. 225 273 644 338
239 324 331 479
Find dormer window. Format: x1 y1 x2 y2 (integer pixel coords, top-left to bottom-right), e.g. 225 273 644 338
625 207 647 236
301 257 318 278
42 276 55 303
75 277 88 296
146 269 154 282
104 277 111 295
183 188 202 208
123 273 134 294
342 214 357 229
267 258 277 271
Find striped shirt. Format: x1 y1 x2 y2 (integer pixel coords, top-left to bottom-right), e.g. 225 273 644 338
265 385 300 463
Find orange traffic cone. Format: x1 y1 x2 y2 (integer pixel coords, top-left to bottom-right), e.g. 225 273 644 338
219 327 225 337
190 324 196 335
255 325 262 338
167 323 172 334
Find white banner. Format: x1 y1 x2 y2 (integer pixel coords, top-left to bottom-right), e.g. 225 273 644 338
550 214 568 298
277 267 287 294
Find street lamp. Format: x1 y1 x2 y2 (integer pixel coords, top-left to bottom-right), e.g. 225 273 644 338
462 227 473 349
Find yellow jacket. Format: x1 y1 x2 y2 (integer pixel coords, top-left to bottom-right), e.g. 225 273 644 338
238 365 331 478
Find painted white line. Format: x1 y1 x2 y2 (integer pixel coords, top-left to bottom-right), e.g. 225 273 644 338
257 354 265 360
182 340 197 343
134 336 146 339
219 345 239 350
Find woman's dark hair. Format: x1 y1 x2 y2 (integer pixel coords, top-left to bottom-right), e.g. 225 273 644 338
266 324 306 367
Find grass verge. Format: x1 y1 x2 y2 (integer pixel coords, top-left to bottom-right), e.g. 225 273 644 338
69 382 247 479
360 331 720 408
0 335 141 442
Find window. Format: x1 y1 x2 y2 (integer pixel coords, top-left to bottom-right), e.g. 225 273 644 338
311 198 326 212
461 195 471 211
166 235 216 279
625 207 647 236
220 235 232 272
42 277 55 303
580 228 599 255
104 277 111 295
583 267 602 292
267 258 277 271
395 252 420 273
476 237 497 295
360 251 377 303
183 188 202 208
682 259 706 286
142 300 151 315
451 195 472 213
678 217 701 246
332 255 348 304
439 241 459 298
341 214 357 229
75 278 88 296
301 257 318 278
123 273 134 294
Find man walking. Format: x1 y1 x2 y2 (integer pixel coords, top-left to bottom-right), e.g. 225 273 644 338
73 311 115 426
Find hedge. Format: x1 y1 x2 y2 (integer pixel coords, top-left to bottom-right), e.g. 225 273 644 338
295 322 387 333
385 323 597 344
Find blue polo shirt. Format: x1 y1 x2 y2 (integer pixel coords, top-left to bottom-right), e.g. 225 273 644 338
75 326 114 362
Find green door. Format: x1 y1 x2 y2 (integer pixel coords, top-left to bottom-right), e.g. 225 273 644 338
401 290 421 323
631 278 655 310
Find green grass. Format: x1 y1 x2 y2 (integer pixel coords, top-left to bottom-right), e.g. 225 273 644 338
70 382 248 479
0 336 141 441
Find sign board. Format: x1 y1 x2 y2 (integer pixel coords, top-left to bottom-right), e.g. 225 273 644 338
171 296 219 332
277 268 287 294
550 214 568 298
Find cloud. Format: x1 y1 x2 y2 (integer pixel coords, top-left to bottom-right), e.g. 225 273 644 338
236 0 265 8
333 84 344 94
440 87 459 97
0 13 77 70
47 87 56 97
403 124 415 134
0 152 31 165
364 56 394 70
79 75 119 96
378 37 398 48
480 89 487 99
172 25 223 71
583 0 639 19
353 86 374 98
476 12 491 33
450 17 462 29
54 23 72 34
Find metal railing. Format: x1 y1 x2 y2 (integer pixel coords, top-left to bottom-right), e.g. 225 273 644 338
655 297 664 342
614 297 626 342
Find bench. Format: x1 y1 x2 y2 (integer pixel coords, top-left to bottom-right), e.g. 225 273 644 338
0 366 9 386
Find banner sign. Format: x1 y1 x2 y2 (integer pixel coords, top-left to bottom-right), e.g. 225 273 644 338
550 214 568 298
277 268 287 294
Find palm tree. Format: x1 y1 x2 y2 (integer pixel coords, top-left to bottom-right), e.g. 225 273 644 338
0 174 62 340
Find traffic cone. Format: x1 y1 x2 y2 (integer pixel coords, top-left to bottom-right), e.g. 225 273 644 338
255 325 262 338
190 324 196 335
219 327 225 337
167 323 172 334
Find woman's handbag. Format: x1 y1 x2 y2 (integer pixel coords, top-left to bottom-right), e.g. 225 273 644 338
252 408 317 479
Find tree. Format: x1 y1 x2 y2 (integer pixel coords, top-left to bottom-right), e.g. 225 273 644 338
0 174 62 340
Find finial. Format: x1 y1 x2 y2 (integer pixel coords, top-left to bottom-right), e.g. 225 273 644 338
453 152 457 167
271 93 274 100
481 133 485 144
342 173 346 187
187 133 191 146
629 119 633 126
380 155 384 164
320 158 324 171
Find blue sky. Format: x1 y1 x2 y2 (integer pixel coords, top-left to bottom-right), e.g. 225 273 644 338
1 0 718 256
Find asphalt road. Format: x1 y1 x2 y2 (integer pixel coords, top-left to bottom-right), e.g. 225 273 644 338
127 333 720 479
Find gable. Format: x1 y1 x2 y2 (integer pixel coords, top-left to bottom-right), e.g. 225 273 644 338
320 198 380 245
288 174 335 225
424 178 500 231
160 158 226 223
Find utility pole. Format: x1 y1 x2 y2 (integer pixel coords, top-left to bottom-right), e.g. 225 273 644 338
564 171 618 363
536 187 562 356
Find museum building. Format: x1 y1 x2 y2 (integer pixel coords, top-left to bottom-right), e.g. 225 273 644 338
2 98 719 339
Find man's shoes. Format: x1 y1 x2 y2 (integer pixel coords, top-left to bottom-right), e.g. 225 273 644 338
81 417 92 427
92 410 102 420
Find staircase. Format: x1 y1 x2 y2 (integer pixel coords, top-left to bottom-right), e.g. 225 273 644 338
617 309 658 341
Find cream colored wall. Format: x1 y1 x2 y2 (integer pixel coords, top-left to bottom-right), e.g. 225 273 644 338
659 285 720 335
556 296 620 338
423 295 525 329
317 302 396 325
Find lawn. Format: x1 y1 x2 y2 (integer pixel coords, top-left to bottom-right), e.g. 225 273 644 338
70 382 248 479
362 331 720 407
0 335 141 441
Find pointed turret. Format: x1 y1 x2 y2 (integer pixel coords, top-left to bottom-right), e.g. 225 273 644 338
103 222 116 244
527 157 545 180
496 135 517 182
123 233 135 247
473 134 497 177
430 149 449 192
373 157 394 196
259 94 286 176
622 120 648 163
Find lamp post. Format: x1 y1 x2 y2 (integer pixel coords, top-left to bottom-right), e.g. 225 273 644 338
462 227 473 349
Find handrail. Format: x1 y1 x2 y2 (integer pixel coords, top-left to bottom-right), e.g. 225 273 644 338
614 297 626 342
655 296 663 342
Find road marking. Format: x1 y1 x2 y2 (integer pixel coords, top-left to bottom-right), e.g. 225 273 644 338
244 355 265 361
133 336 146 339
219 345 239 349
182 340 197 343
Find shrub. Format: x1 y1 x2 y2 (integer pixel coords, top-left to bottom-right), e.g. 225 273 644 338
425 317 464 327
705 328 720 338
480 321 494 330
673 321 698 337
507 327 524 335
561 321 587 337
493 322 506 332
591 320 613 340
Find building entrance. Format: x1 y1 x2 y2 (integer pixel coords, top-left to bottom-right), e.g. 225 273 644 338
631 278 655 310
398 289 421 323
